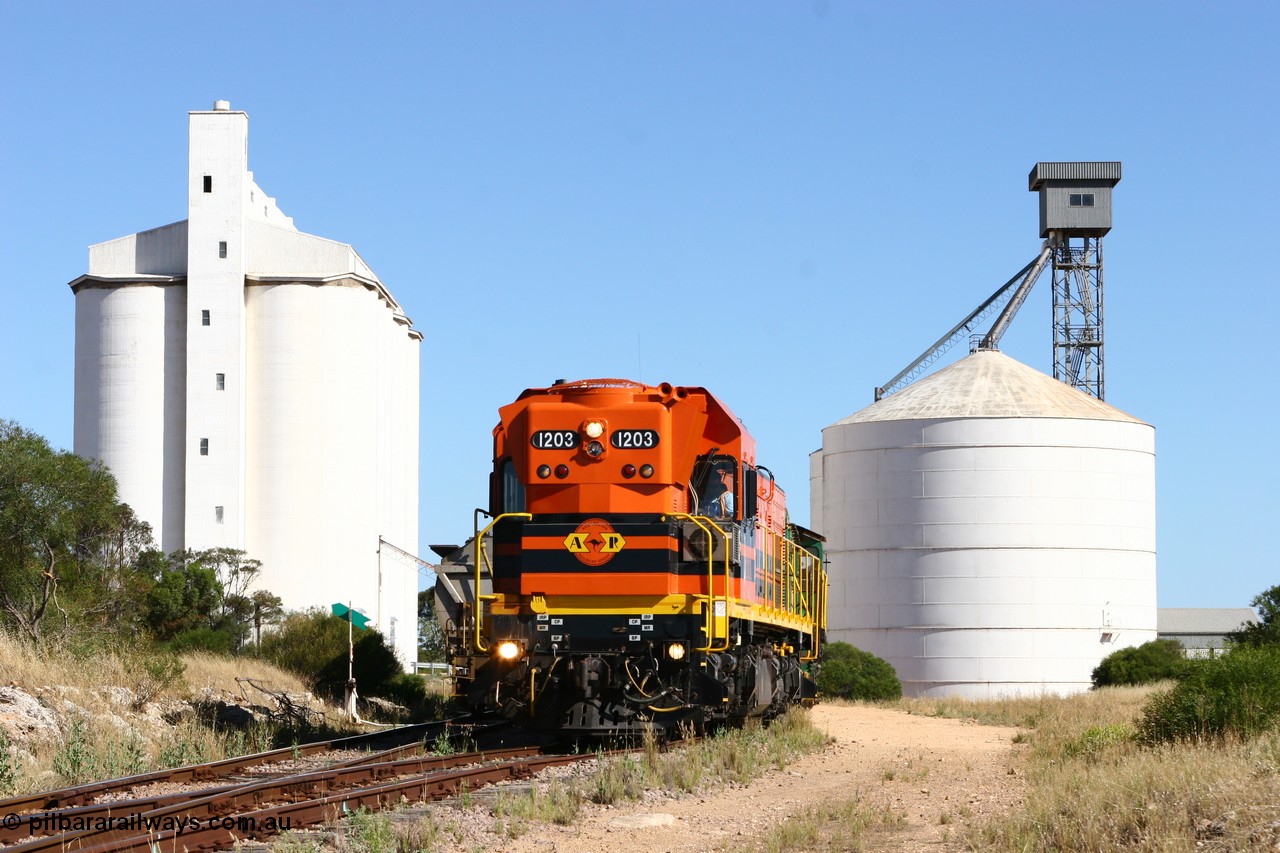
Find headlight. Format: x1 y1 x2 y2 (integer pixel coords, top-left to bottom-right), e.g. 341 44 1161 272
497 641 521 661
667 642 686 661
584 420 605 439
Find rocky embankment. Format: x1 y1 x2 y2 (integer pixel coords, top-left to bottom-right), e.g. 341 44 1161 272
0 682 326 788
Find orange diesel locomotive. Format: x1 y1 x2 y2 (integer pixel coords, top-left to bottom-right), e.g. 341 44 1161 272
445 378 826 736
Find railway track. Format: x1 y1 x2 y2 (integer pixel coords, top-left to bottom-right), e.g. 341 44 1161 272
0 722 601 853
0 718 467 816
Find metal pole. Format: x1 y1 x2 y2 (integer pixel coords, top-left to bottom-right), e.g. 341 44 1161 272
345 599 357 719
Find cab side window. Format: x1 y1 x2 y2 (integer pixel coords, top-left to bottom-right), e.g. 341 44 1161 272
693 454 737 520
500 458 525 513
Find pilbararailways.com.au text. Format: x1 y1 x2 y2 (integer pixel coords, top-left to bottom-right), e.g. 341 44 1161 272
4 813 294 835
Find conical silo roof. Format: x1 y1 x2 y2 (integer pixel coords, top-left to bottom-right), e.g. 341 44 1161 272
840 350 1145 425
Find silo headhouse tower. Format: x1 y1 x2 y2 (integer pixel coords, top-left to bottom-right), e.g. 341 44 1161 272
70 102 422 668
1029 161 1121 400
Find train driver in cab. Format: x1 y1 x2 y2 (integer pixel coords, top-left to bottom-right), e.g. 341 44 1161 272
705 462 735 520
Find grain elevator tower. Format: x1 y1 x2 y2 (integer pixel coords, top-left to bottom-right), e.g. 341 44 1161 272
1029 162 1122 400
71 102 423 669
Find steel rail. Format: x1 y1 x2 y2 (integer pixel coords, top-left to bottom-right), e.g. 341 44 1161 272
6 750 593 853
0 738 521 844
0 718 470 815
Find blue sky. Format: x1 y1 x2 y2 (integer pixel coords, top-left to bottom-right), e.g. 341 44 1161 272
2 2 1276 609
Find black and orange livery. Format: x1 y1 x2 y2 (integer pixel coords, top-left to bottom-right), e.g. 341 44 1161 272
445 378 826 736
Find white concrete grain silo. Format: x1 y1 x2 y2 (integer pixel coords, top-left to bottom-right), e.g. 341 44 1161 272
72 102 422 668
811 350 1156 698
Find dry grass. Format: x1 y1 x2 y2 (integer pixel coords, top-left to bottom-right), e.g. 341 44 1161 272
893 683 1159 735
730 794 907 853
1 630 330 795
182 651 312 698
2 630 311 704
978 728 1280 851
472 710 831 838
895 685 1280 852
754 687 1280 852
2 630 139 696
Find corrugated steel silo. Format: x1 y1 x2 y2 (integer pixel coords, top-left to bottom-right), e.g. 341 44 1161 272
244 278 421 668
811 350 1156 698
73 283 187 552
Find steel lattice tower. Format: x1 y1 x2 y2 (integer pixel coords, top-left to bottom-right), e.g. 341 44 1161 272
872 163 1121 403
1051 236 1104 399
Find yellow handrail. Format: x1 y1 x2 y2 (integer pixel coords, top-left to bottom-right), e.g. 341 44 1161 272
666 513 731 652
756 524 827 662
472 510 532 653
798 542 826 662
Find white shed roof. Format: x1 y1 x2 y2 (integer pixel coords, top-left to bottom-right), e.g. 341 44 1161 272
837 350 1147 425
1158 608 1258 635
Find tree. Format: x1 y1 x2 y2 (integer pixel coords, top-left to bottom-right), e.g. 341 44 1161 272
249 590 285 645
139 548 279 651
146 548 277 648
0 421 140 641
75 505 159 637
143 559 222 640
169 547 262 619
816 642 902 701
1227 584 1280 648
1091 638 1188 688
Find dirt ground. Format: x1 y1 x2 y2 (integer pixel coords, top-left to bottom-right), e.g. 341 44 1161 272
425 704 1027 852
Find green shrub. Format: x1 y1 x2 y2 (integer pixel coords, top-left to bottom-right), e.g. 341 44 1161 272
256 609 405 701
1062 723 1134 761
133 652 187 707
816 642 901 701
1137 644 1280 744
377 672 452 720
52 719 96 784
164 626 235 655
379 672 427 705
315 629 403 701
256 609 349 680
1091 638 1188 688
0 729 18 796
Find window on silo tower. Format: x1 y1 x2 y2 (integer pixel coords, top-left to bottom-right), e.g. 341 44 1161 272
1069 193 1095 207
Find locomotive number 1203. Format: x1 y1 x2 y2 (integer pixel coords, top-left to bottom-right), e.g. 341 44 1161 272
610 429 659 448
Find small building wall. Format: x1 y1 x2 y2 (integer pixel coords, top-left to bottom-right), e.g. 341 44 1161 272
1037 184 1115 237
1158 608 1258 658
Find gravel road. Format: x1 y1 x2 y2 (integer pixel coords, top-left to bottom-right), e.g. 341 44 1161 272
420 703 1026 853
